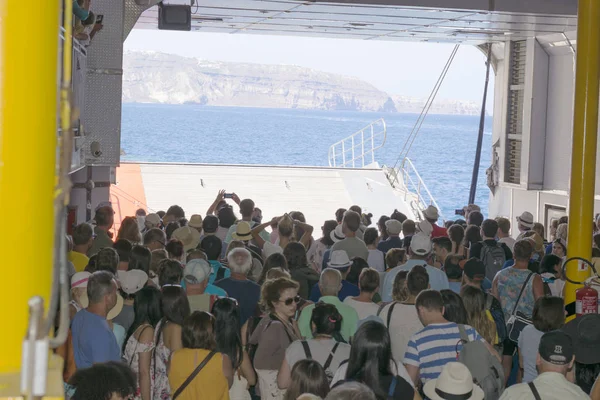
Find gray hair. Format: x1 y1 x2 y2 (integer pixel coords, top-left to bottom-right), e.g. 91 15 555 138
87 271 116 303
319 268 342 296
227 247 252 274
325 382 376 400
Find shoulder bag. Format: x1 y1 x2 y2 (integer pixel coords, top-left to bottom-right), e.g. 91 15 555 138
506 272 534 343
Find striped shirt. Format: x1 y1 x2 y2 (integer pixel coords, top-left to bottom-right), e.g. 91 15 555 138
403 322 482 384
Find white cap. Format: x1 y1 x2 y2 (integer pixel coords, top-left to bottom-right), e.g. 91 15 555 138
410 233 432 256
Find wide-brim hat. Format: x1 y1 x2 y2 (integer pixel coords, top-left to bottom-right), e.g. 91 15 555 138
327 250 352 269
517 211 535 229
423 362 484 400
172 226 201 252
330 225 345 243
117 270 149 295
562 314 600 365
106 293 124 321
422 205 440 221
232 221 253 241
188 214 203 229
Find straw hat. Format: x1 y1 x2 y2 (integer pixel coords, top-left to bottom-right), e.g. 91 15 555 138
107 293 124 321
232 221 253 241
172 226 201 252
330 225 345 243
188 214 203 229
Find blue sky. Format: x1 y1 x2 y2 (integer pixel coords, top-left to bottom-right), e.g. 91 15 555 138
125 29 494 105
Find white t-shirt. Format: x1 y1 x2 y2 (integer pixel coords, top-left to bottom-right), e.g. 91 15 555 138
367 249 385 272
331 359 413 388
263 240 283 258
342 297 380 321
285 339 351 379
499 236 516 252
378 302 423 363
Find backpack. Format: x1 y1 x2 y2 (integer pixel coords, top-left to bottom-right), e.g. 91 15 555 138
456 325 505 400
480 242 506 282
486 294 507 344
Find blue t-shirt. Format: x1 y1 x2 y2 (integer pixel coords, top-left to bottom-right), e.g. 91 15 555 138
209 260 231 284
215 278 261 325
377 236 404 254
309 280 359 302
205 283 227 297
71 309 120 369
449 281 462 294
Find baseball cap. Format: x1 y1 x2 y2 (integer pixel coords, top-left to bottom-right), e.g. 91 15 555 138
183 259 211 284
202 215 219 234
385 219 402 235
463 258 486 281
538 331 574 366
410 233 432 256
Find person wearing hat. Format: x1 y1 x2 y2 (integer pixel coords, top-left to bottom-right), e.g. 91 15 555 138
423 362 484 400
562 314 600 395
224 197 270 244
188 214 203 233
69 271 91 319
309 250 360 302
499 331 588 399
88 201 115 256
422 205 448 239
69 223 94 272
330 210 369 262
250 215 314 260
298 268 359 342
113 269 148 333
144 213 162 231
377 219 403 254
516 211 535 240
171 225 201 253
71 271 121 368
182 258 225 313
381 233 449 302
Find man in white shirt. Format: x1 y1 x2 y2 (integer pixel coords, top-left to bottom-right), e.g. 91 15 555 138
500 331 588 400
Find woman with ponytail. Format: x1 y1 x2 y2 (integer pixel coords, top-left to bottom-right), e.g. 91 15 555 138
277 302 351 389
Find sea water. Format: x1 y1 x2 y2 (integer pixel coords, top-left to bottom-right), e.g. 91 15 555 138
121 103 492 218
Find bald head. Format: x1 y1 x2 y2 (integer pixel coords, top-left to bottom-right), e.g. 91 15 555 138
319 268 342 296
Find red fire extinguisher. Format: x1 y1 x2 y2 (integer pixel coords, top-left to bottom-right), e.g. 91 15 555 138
564 257 599 317
576 282 598 316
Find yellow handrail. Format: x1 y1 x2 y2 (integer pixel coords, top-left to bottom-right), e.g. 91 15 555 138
0 0 60 375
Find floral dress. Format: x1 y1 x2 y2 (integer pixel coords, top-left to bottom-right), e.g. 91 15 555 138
152 320 172 400
123 324 155 400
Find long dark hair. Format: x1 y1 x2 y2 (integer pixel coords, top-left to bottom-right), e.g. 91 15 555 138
212 298 243 370
123 286 163 352
284 359 330 400
441 289 469 324
346 257 369 286
154 286 190 375
311 302 346 343
284 242 308 271
345 321 394 400
128 245 152 275
259 253 289 284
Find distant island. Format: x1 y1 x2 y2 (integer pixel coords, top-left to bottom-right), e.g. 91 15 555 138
122 51 484 116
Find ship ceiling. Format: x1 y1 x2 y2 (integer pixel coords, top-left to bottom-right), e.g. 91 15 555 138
133 0 577 46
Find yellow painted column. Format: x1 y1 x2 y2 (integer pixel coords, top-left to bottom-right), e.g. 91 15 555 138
564 0 600 320
0 0 59 372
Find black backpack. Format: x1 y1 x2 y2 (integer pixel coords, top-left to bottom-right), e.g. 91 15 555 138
300 341 340 383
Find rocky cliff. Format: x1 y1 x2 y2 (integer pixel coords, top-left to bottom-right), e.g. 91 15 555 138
122 51 482 115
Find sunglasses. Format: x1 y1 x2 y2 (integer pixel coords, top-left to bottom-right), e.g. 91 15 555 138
282 295 301 306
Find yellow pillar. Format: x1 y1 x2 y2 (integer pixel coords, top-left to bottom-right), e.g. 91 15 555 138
0 0 59 372
564 0 600 320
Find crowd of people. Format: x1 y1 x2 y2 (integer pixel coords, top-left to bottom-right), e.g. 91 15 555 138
57 193 600 400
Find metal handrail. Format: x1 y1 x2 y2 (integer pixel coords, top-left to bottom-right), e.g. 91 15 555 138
328 118 387 167
387 158 445 221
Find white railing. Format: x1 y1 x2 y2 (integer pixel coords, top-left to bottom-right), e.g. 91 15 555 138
385 158 445 221
328 119 387 168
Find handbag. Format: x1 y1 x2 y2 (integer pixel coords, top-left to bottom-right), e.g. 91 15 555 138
172 350 216 399
506 272 534 343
